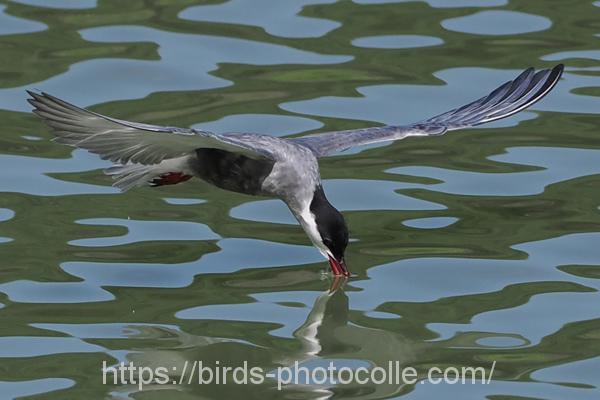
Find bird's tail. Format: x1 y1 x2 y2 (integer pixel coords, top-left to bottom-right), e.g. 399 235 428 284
105 156 194 191
105 164 154 191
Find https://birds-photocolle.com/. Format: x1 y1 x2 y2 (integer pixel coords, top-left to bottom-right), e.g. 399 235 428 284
28 64 564 277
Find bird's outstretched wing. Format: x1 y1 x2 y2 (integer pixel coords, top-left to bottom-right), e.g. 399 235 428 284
27 91 275 164
291 64 564 157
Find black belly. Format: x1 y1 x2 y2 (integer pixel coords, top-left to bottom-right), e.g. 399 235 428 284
193 148 274 196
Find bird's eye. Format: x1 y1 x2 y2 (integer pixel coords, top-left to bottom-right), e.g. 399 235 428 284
323 238 332 248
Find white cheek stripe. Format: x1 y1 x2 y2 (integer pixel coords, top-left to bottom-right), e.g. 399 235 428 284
299 208 330 260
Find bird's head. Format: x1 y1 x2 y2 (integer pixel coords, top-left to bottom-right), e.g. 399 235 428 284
302 185 349 276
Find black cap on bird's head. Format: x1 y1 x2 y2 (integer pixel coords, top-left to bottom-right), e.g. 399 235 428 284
310 185 349 276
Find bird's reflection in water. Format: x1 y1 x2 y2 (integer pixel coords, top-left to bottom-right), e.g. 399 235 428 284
110 276 419 399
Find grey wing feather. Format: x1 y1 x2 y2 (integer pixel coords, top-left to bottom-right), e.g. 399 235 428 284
291 64 564 157
27 91 274 164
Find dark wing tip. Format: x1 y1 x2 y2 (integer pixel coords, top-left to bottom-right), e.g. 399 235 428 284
26 90 42 106
554 63 565 74
548 64 565 88
430 64 564 128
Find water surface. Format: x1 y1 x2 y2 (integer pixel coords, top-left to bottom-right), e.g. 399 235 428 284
0 0 599 399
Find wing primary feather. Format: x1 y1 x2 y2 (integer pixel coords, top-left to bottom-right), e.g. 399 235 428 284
28 91 275 165
291 64 564 158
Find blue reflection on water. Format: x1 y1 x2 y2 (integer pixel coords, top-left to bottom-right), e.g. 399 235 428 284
0 379 74 400
11 0 97 9
231 178 444 224
353 0 507 7
442 10 552 36
180 0 341 39
0 4 46 36
69 218 220 247
195 114 323 137
352 35 443 49
402 217 458 229
389 147 600 196
0 150 113 196
1 25 352 112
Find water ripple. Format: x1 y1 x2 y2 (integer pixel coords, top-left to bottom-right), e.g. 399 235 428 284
0 280 114 303
179 0 341 39
402 216 458 229
1 1 599 398
177 291 321 338
353 0 508 7
11 0 97 9
0 25 352 112
0 336 105 357
0 149 113 196
0 4 46 36
0 379 74 399
194 113 323 136
352 35 443 49
69 218 220 247
442 10 552 36
389 147 600 196
231 178 444 224
56 239 323 292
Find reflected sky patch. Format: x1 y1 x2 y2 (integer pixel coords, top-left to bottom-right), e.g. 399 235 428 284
21 135 43 141
69 218 219 247
0 208 15 222
353 0 507 6
0 25 351 112
231 178 445 224
352 232 600 308
0 336 105 357
0 149 114 196
0 4 46 35
544 48 600 62
0 280 114 303
364 310 400 319
442 10 552 36
389 232 600 345
163 198 206 205
0 379 74 399
389 147 600 197
402 217 457 229
194 113 323 137
475 336 527 348
406 378 593 399
10 0 97 9
430 291 600 346
179 0 340 39
532 356 600 389
58 238 323 291
352 35 443 49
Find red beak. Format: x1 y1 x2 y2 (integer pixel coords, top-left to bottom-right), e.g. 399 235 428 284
328 256 350 277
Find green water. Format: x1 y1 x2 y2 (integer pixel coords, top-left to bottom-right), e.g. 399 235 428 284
1 0 600 398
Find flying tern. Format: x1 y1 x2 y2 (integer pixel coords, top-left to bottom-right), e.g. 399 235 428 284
28 64 564 277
